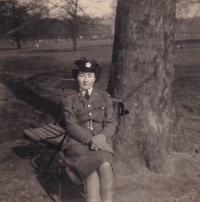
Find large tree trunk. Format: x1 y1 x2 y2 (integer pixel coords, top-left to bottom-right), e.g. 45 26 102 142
108 0 177 174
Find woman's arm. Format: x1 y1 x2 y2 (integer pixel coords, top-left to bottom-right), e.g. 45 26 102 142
62 96 93 145
90 92 117 151
100 92 117 139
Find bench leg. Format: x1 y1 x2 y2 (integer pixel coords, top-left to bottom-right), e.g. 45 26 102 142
58 166 62 202
43 132 68 174
28 141 43 169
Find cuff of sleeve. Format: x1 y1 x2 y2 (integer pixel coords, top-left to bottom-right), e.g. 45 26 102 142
99 133 107 141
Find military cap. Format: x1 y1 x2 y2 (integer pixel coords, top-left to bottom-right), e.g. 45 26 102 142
72 57 102 82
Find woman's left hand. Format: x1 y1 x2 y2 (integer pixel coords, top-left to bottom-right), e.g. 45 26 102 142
90 133 107 151
100 143 114 154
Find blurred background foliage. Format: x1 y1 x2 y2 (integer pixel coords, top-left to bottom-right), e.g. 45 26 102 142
1 0 200 49
0 0 115 50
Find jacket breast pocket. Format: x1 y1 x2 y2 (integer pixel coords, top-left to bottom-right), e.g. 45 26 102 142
73 104 83 117
93 100 105 122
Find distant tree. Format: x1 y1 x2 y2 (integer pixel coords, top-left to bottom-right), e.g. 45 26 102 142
0 0 46 48
76 16 109 40
41 18 71 42
51 0 93 51
176 0 200 38
176 0 200 19
0 1 13 43
11 2 30 48
175 15 200 38
22 13 44 43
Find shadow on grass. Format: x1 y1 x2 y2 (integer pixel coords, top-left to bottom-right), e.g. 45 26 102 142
2 77 59 121
37 165 85 202
11 144 85 202
5 72 85 201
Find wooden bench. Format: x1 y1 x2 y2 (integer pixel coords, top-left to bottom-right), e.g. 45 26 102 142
23 79 129 174
24 124 66 144
23 79 76 173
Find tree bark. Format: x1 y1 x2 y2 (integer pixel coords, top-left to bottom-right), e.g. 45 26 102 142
16 31 21 49
108 0 177 174
69 20 78 52
72 32 77 52
12 2 21 49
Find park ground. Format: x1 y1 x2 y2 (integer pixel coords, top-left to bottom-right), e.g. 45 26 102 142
0 39 200 202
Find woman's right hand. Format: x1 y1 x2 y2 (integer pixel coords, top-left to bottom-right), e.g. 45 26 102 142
90 133 106 151
89 134 114 154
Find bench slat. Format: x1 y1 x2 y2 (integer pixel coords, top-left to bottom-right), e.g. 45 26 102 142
29 129 49 140
43 125 63 136
48 124 66 133
34 128 53 139
24 129 41 141
39 127 57 138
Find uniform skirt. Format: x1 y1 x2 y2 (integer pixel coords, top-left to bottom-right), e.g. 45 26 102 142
62 143 114 181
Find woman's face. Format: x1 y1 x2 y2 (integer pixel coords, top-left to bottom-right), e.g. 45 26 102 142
77 71 96 91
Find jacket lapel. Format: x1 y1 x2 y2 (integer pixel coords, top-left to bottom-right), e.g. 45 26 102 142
89 88 100 102
77 91 87 102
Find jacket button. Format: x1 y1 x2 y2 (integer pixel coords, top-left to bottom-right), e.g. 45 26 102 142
88 104 91 107
89 112 92 116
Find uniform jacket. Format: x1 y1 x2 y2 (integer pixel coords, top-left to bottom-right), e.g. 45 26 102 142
62 88 117 150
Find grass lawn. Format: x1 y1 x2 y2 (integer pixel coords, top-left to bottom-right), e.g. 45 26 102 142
1 39 200 202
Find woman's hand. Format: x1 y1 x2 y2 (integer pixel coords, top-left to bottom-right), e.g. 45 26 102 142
90 133 106 151
99 143 114 154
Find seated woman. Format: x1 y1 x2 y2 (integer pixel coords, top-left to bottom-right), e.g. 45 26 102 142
61 57 117 202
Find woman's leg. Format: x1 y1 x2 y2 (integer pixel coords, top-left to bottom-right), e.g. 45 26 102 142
85 170 102 202
98 162 114 202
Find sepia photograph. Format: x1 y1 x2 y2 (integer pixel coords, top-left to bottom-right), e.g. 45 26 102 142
0 0 200 201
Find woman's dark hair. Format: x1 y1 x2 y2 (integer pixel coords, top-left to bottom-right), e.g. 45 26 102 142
72 57 102 82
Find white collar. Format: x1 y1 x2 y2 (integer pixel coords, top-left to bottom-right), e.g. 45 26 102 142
80 87 93 96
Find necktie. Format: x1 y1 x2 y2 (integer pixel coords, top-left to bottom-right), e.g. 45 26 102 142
85 90 90 100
